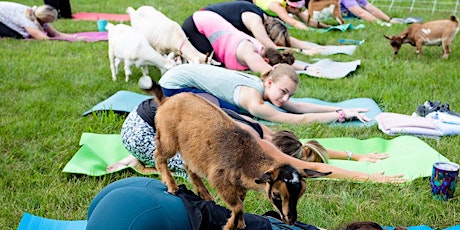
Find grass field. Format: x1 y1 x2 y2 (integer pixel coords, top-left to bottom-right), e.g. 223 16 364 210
1 0 459 229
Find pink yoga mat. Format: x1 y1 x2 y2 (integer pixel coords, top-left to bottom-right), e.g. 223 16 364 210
72 12 130 21
50 32 108 42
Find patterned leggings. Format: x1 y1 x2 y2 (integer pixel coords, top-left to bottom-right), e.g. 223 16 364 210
121 108 187 177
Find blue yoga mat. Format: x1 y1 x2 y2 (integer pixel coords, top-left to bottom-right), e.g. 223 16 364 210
82 90 152 116
82 91 381 127
257 97 382 127
17 212 460 230
18 212 87 230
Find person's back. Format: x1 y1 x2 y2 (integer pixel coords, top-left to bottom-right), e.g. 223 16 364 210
205 1 265 36
190 10 264 71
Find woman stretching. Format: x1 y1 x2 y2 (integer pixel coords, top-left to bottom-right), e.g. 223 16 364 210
107 93 403 183
182 10 301 74
202 1 323 56
0 2 73 39
158 63 370 124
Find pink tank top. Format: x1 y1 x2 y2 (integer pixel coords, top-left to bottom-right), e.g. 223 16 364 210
193 10 264 71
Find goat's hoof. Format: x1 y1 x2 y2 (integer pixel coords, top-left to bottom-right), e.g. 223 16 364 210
167 186 179 195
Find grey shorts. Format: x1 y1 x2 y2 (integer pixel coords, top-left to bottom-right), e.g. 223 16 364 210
121 108 186 175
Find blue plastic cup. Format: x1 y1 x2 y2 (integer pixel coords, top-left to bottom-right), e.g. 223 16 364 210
97 19 108 32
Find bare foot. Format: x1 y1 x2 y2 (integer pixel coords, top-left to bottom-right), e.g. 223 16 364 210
106 155 141 172
106 155 159 174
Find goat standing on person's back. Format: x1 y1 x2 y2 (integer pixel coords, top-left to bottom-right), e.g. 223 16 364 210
141 78 331 230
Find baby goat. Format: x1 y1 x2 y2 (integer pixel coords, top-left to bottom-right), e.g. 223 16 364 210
127 6 218 65
106 23 176 82
384 15 459 59
143 78 330 230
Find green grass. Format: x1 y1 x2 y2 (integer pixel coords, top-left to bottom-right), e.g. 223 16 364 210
1 0 459 229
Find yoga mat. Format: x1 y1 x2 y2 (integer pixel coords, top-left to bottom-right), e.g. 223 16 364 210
279 43 357 56
64 132 448 181
295 59 361 79
257 97 382 127
63 133 133 176
82 90 152 116
18 212 86 230
16 212 460 230
72 12 130 21
83 91 379 127
302 136 450 181
311 23 365 33
50 32 108 42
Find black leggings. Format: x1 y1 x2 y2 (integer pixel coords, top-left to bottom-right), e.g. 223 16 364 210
181 15 213 55
0 22 23 39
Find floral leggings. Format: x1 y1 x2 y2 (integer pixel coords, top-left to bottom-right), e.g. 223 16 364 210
121 108 187 177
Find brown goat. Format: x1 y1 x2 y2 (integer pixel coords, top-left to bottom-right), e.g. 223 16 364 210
145 80 331 230
306 0 344 26
384 15 459 59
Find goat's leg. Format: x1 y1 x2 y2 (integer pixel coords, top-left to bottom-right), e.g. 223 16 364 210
415 40 423 56
123 60 133 82
141 66 149 76
108 50 117 81
218 189 246 230
441 38 452 59
333 7 344 24
185 168 214 201
154 148 179 194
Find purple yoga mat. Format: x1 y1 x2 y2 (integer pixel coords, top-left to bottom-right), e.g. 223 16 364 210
50 32 108 42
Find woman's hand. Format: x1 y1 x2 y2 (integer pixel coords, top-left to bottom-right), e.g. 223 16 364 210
368 172 407 183
294 21 308 30
356 152 389 162
301 46 324 55
342 108 371 123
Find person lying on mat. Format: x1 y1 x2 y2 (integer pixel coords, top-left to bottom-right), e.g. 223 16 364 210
340 0 400 24
86 177 322 230
0 2 74 39
107 93 405 183
238 0 330 30
270 130 388 163
182 10 308 75
192 1 323 56
157 63 371 124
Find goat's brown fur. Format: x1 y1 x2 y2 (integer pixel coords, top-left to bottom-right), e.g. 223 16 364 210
384 15 459 59
145 80 330 230
306 0 344 26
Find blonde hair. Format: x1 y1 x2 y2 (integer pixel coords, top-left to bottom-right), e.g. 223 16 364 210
260 63 298 85
271 130 329 163
25 5 58 31
264 16 291 47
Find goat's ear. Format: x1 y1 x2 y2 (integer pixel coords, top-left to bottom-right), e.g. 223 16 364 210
255 171 274 184
400 33 408 39
299 169 332 178
383 34 391 40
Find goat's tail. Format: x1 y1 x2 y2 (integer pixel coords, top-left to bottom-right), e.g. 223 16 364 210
138 76 167 105
450 15 459 24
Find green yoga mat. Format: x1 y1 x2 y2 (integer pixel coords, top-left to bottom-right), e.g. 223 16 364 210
63 133 134 176
63 133 449 181
302 135 450 180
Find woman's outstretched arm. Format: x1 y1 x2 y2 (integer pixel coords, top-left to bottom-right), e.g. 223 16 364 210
258 139 407 183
